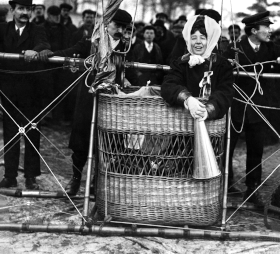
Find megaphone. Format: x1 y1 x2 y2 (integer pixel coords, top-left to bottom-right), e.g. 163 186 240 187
193 118 221 179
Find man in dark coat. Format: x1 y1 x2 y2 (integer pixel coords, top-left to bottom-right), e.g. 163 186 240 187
42 5 72 125
223 11 280 203
122 24 142 86
39 9 132 195
71 9 95 46
132 25 164 86
0 7 8 23
153 19 174 64
31 4 45 25
0 0 50 189
59 3 77 37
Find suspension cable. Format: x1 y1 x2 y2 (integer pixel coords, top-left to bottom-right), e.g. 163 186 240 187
24 133 87 223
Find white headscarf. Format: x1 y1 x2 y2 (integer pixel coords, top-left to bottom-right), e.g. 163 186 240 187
182 15 221 67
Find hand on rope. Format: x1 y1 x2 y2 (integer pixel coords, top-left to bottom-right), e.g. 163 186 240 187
38 49 54 62
184 96 207 120
23 50 37 62
277 57 280 64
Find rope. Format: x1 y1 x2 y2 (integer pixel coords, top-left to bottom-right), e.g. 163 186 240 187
234 83 279 136
226 162 280 223
234 97 280 110
38 130 83 175
0 66 69 74
23 69 90 130
24 133 87 223
229 146 280 190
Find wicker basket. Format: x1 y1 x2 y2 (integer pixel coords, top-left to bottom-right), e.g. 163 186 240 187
96 91 225 226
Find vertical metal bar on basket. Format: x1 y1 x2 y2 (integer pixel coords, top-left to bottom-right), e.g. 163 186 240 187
222 108 231 228
83 95 98 221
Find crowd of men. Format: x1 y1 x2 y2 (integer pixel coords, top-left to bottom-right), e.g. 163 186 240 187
0 0 280 206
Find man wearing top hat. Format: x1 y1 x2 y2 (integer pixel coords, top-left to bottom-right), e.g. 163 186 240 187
223 11 280 203
38 9 132 196
0 0 50 190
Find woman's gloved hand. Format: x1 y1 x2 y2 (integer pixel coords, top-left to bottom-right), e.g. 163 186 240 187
184 96 207 120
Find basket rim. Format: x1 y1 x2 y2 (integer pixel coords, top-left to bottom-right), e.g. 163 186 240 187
99 170 223 182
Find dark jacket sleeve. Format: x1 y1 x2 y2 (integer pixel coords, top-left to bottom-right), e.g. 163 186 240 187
207 57 235 119
161 56 235 120
53 36 91 58
33 25 51 51
161 58 191 106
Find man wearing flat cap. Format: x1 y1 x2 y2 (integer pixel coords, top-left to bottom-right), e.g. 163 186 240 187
0 0 50 190
38 8 133 195
155 12 168 23
31 4 45 25
224 11 280 203
59 3 77 36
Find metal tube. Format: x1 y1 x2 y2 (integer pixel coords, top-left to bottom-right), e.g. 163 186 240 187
0 52 23 61
0 223 280 241
222 108 231 228
125 61 171 71
0 189 93 199
0 52 79 64
83 95 98 221
233 71 280 78
2 53 280 78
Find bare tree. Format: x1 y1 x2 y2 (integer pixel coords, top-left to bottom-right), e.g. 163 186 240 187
237 0 279 17
136 0 207 20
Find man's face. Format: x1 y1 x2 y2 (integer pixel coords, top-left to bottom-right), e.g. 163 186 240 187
83 13 95 26
61 8 70 19
254 25 271 42
11 4 32 25
154 26 164 38
34 6 44 17
143 29 155 43
107 21 125 40
48 14 60 24
229 28 241 41
171 26 183 38
177 20 186 26
123 28 133 45
156 16 167 23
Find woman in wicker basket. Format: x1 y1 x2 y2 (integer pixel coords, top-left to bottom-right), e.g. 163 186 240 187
161 15 235 120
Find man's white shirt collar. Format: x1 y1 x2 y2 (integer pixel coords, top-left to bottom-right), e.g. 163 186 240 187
248 37 260 50
15 24 26 36
144 41 153 52
108 34 120 49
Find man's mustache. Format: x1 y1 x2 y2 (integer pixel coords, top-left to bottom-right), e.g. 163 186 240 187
114 32 122 39
20 15 30 19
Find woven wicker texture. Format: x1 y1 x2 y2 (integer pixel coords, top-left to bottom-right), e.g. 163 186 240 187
98 93 226 135
97 173 222 226
96 91 225 226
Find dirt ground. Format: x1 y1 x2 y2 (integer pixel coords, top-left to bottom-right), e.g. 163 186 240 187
1 120 280 253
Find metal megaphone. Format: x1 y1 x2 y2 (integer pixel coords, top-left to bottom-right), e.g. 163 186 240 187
193 118 221 179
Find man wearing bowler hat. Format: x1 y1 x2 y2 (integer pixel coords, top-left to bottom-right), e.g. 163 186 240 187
224 11 280 203
38 9 132 195
0 0 50 189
